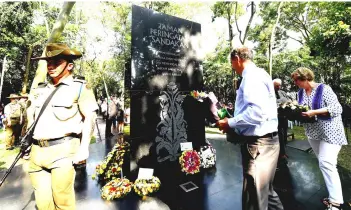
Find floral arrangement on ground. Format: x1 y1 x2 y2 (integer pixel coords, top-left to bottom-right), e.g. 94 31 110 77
179 150 201 175
92 142 130 182
101 177 133 200
133 176 161 197
198 145 216 169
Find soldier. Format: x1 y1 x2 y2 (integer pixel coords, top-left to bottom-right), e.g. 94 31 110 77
4 94 22 150
18 93 29 138
27 43 98 210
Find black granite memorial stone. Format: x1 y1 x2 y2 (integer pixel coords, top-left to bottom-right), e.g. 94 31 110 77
131 5 202 91
129 5 204 182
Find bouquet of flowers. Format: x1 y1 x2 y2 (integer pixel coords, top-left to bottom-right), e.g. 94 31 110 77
92 142 130 182
190 90 208 101
188 91 220 122
133 176 161 197
278 101 316 123
100 178 133 200
198 145 216 169
179 150 201 175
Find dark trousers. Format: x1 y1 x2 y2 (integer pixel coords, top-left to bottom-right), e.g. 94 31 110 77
105 118 113 137
241 135 283 210
278 117 288 157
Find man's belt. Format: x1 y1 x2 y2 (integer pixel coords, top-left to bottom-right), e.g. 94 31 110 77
227 131 278 144
10 117 20 120
260 132 278 138
33 134 80 147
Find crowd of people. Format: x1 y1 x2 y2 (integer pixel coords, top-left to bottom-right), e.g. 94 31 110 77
97 96 130 138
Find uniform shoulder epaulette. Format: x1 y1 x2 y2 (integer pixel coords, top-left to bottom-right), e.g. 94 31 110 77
73 78 86 84
37 82 48 88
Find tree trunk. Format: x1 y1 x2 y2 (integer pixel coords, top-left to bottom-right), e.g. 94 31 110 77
269 2 284 76
0 56 7 100
30 2 76 92
226 2 237 98
22 46 33 94
235 2 256 45
242 2 256 45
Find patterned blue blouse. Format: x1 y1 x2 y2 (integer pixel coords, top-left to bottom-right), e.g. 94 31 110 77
298 83 347 145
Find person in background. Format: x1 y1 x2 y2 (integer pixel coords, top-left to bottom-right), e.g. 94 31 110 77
101 98 107 120
226 102 234 118
18 93 29 138
4 94 22 150
112 96 118 130
124 107 130 125
116 104 124 134
217 46 283 210
0 109 5 130
105 96 117 137
97 98 102 115
273 78 291 166
291 67 347 210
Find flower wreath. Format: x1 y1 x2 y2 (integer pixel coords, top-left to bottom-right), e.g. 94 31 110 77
92 142 130 181
198 145 216 169
133 176 161 197
101 178 133 200
179 150 201 175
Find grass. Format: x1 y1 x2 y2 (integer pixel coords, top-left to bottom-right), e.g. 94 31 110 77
90 136 96 144
124 125 130 136
205 126 224 134
0 130 23 170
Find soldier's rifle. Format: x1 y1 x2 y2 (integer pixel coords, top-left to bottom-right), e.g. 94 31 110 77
0 123 34 188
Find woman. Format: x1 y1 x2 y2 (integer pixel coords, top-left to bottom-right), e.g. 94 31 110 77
291 67 347 210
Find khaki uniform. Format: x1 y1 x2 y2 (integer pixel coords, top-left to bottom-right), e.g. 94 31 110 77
19 100 29 137
28 75 98 210
4 101 22 148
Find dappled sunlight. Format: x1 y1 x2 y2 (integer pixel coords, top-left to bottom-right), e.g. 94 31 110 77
138 196 171 210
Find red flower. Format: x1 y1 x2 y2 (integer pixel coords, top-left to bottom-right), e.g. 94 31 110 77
110 187 117 192
112 168 117 172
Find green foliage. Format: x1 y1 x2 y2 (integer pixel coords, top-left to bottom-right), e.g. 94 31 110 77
247 2 351 102
203 40 235 103
308 2 351 57
248 2 288 56
0 2 37 101
211 2 244 22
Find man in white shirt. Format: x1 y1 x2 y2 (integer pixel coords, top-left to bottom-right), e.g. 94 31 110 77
217 47 284 210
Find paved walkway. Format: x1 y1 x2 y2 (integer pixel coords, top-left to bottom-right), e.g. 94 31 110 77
0 117 350 210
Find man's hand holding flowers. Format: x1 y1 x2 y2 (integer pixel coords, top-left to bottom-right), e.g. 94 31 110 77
217 118 230 133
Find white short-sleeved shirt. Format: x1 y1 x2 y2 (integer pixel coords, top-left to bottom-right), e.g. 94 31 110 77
299 83 347 145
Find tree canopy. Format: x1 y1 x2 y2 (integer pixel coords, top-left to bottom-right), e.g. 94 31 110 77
0 1 350 105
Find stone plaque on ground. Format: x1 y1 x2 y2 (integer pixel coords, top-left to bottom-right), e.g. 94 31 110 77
128 5 203 176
